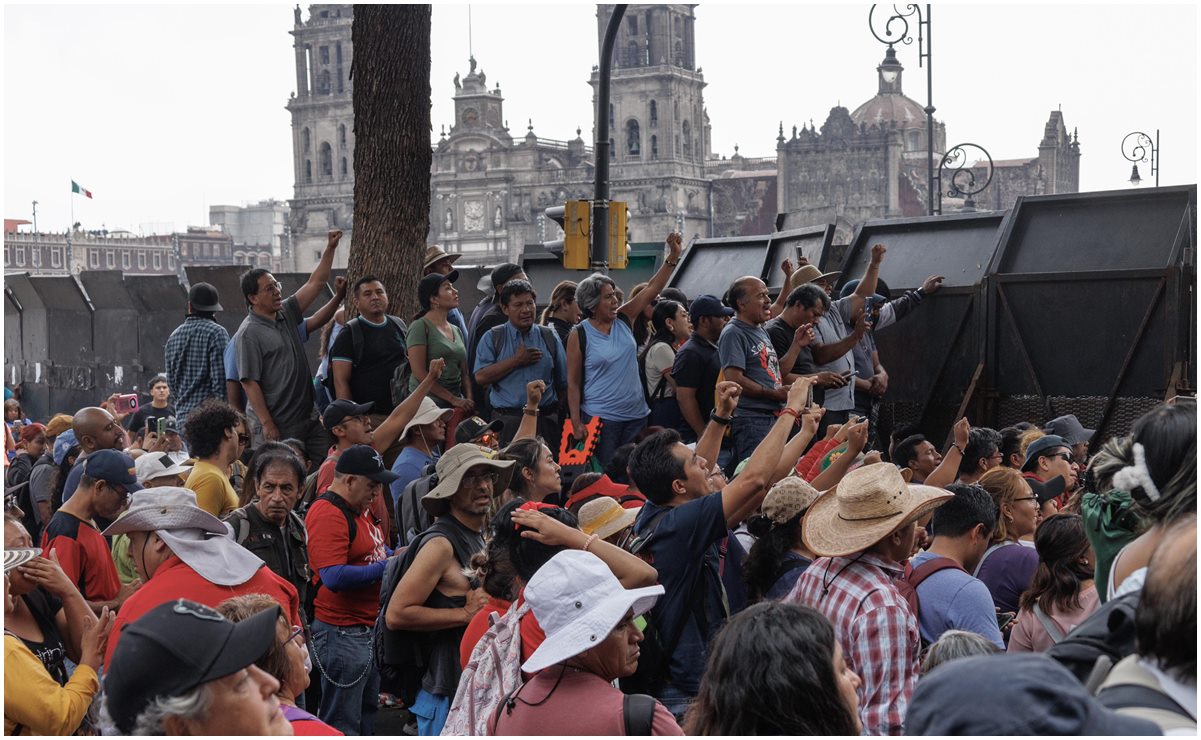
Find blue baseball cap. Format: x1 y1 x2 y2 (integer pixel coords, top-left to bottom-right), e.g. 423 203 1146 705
839 277 891 304
83 449 143 492
689 294 735 323
53 429 78 466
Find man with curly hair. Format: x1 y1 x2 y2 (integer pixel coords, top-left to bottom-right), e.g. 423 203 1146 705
183 399 243 517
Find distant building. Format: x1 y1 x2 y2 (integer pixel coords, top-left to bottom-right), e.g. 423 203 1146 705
209 200 289 267
3 229 177 277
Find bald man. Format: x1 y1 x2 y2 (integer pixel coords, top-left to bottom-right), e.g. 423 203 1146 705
61 406 128 504
717 275 786 466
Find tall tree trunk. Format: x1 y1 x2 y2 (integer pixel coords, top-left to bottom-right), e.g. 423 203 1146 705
349 4 432 320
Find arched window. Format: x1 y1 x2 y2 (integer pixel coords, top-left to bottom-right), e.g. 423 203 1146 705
626 119 641 157
303 128 311 153
340 157 348 177
339 124 347 147
906 130 920 151
651 135 658 160
305 159 312 183
682 120 692 157
649 100 658 127
320 142 332 177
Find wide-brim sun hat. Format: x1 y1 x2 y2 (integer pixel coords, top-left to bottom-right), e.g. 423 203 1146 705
101 487 228 538
578 496 640 541
422 444 515 516
803 462 953 557
789 264 842 291
401 397 454 439
4 547 41 574
521 550 664 674
423 245 461 272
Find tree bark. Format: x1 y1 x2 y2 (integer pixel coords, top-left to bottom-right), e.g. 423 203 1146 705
349 4 432 320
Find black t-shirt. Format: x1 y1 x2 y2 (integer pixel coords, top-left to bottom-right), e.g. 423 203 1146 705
124 403 176 433
20 589 68 686
671 333 721 435
328 317 408 415
764 316 815 376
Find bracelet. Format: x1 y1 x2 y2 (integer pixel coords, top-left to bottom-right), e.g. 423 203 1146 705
523 407 539 416
709 411 733 426
949 442 964 455
582 533 599 552
666 259 679 267
779 407 801 425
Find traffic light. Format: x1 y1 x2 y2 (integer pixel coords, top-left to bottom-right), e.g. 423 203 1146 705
608 200 630 269
543 201 590 269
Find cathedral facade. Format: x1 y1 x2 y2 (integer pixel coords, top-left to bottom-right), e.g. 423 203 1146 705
284 4 1080 273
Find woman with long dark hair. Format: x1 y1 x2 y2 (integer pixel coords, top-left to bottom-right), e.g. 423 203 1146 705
684 602 861 735
540 281 580 348
1009 513 1100 652
742 476 821 603
639 300 690 430
409 271 473 445
498 438 562 505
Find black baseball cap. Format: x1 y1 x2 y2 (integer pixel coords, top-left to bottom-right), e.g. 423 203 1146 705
490 263 525 290
418 270 459 310
689 294 735 323
105 599 279 735
322 399 375 431
454 416 504 445
187 282 223 312
335 444 399 483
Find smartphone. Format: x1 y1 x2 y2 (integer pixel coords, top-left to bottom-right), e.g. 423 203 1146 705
115 393 139 415
997 611 1016 631
156 417 168 437
805 383 814 409
840 369 855 381
145 418 155 436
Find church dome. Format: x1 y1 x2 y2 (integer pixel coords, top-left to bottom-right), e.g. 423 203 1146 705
850 93 927 130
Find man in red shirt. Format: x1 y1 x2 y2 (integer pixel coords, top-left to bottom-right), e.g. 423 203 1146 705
41 448 140 614
313 359 443 545
100 486 301 667
305 444 397 735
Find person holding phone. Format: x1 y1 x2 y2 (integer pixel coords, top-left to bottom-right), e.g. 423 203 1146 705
123 375 175 434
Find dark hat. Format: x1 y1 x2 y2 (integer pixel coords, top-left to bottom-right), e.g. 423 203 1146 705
1021 434 1070 472
905 654 1160 735
1042 414 1096 446
83 449 143 493
417 270 459 310
490 263 525 291
162 416 180 435
689 294 736 323
105 599 279 735
454 416 504 445
839 277 891 303
187 282 223 312
1027 474 1067 506
322 399 375 431
335 444 399 483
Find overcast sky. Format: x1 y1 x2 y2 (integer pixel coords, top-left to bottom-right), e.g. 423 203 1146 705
4 2 1196 235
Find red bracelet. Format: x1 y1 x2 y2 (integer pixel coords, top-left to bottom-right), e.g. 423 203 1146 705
779 407 801 425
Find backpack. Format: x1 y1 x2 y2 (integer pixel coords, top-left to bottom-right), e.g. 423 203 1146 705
620 507 711 696
320 315 411 405
896 556 966 625
443 600 531 736
490 665 659 735
396 463 438 547
1046 590 1140 689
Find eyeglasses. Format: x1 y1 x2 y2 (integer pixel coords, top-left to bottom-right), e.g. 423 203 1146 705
462 471 500 487
283 625 304 646
1014 496 1039 505
259 281 283 295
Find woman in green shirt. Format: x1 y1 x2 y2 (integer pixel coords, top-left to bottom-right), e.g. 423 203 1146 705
409 271 474 443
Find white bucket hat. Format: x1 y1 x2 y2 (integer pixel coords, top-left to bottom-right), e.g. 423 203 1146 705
521 550 664 674
401 397 453 440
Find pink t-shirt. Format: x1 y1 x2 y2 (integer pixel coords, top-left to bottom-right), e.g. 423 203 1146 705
488 667 683 736
1008 586 1101 654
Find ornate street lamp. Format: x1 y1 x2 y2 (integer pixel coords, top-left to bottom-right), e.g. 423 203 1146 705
1121 130 1159 187
869 4 934 215
938 143 994 213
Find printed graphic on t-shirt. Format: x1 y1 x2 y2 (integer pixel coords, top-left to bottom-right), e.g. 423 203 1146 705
756 342 781 384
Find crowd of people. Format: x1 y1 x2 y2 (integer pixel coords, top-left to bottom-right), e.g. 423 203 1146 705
2 229 1195 736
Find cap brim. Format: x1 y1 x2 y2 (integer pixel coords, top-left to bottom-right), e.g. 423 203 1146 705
191 301 222 312
445 269 460 283
424 253 461 270
819 271 842 282
365 469 400 484
521 583 664 674
101 505 227 538
4 547 42 574
402 407 454 438
199 604 281 687
802 485 953 558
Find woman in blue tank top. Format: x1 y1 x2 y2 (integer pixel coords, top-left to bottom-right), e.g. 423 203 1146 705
566 233 683 467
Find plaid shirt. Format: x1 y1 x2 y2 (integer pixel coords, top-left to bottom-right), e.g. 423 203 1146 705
164 315 229 421
788 552 920 736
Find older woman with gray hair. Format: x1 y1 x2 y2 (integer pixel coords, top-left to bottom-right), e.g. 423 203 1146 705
566 233 684 467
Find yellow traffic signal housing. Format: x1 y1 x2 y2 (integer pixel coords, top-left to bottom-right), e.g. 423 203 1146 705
608 201 630 269
544 200 591 269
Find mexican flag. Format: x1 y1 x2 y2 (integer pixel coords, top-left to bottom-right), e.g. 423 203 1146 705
71 180 93 199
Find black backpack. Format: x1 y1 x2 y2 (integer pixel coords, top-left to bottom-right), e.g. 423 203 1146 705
396 463 438 547
1046 590 1140 689
321 315 411 405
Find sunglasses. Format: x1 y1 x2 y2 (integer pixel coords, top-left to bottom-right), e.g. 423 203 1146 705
1044 452 1074 463
477 432 498 447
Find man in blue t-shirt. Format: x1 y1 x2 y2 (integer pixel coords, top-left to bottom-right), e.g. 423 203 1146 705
628 376 813 720
909 484 1006 649
717 276 785 466
389 398 451 541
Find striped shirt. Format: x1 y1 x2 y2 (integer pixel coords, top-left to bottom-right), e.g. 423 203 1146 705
787 551 921 736
164 315 229 421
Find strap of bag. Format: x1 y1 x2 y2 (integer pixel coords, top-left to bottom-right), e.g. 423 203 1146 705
622 693 659 736
907 556 965 590
1032 602 1067 644
972 542 1011 578
1098 683 1194 718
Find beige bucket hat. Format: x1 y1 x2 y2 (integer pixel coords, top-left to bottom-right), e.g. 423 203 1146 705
422 444 515 516
789 264 842 291
761 474 822 525
802 462 952 557
401 397 454 440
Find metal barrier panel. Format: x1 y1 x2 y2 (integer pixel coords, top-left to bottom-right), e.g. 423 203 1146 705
764 225 834 293
671 235 773 300
124 275 188 386
4 287 22 388
79 271 141 402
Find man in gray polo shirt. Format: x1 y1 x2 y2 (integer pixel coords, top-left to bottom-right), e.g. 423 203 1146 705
810 243 886 438
235 229 340 464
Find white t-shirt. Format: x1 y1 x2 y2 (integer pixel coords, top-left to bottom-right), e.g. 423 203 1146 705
644 342 677 399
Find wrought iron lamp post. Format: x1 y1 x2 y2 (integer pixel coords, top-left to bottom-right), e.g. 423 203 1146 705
938 143 994 212
1121 130 1158 187
869 4 934 215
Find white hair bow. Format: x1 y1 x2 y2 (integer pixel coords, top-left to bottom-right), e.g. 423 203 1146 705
1111 442 1161 502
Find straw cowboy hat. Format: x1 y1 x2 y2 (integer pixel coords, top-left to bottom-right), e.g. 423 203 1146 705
803 463 952 557
789 264 842 291
423 245 461 272
422 444 514 517
521 550 664 674
578 497 640 541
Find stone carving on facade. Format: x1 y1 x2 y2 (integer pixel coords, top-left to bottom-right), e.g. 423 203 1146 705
464 201 485 232
445 208 455 231
493 206 503 228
